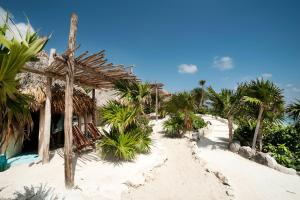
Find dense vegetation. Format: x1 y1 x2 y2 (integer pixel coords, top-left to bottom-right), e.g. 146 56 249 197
0 14 48 150
201 78 299 171
97 80 152 161
163 92 207 137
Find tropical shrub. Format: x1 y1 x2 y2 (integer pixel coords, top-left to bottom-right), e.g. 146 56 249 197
98 130 137 161
97 86 153 161
163 112 206 137
0 12 48 150
235 121 300 170
163 114 185 137
191 113 207 130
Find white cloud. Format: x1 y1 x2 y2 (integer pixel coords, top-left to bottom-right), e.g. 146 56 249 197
261 73 272 78
0 6 34 41
178 64 198 74
292 87 300 92
286 83 293 88
213 56 234 71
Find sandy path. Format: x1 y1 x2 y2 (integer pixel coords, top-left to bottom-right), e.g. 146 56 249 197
197 115 300 200
122 119 229 200
0 126 166 200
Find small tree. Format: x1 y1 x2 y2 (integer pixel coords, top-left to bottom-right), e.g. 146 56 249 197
207 86 244 144
243 79 284 151
165 92 196 133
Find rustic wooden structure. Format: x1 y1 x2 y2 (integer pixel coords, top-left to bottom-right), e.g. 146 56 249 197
21 13 137 188
150 83 164 120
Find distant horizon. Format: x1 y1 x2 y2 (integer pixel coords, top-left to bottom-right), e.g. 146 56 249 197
1 0 299 103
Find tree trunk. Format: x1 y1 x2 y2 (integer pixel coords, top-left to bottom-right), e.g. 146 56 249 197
252 105 264 150
257 119 264 151
64 13 78 189
228 115 233 144
199 85 204 108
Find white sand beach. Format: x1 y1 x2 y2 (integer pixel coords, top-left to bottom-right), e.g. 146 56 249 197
122 118 230 200
0 127 166 200
1 117 300 200
195 115 300 200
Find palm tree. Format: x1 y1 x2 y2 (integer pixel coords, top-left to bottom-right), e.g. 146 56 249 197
199 80 206 108
114 80 151 115
207 86 244 143
0 14 48 150
243 79 284 151
165 92 195 133
286 99 300 126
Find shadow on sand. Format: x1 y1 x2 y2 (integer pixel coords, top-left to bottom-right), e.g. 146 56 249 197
197 136 228 150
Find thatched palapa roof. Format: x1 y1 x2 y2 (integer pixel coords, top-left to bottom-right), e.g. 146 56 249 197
19 51 94 115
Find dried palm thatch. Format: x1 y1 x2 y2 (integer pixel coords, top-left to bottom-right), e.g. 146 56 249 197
18 51 94 115
52 83 94 115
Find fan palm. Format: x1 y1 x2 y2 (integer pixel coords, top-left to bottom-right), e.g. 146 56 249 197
114 80 151 115
286 99 300 126
207 86 244 143
0 14 48 150
243 79 284 150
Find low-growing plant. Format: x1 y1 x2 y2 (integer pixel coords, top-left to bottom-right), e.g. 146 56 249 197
190 113 207 130
163 115 185 137
97 98 152 161
163 112 207 137
98 130 137 161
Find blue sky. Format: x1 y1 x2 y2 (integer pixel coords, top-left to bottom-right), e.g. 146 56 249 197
1 0 300 102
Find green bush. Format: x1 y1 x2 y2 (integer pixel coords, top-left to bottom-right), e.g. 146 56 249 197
163 115 184 137
190 114 207 130
233 120 256 146
97 100 152 161
98 131 138 161
235 121 300 171
163 113 206 137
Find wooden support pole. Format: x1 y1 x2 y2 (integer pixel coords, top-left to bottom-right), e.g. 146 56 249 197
155 85 158 121
92 89 96 125
64 13 78 189
38 49 55 163
38 106 45 159
43 77 52 163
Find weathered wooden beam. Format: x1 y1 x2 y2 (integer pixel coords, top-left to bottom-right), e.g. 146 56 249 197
42 76 52 163
38 105 45 160
64 13 78 189
92 89 96 125
43 49 55 164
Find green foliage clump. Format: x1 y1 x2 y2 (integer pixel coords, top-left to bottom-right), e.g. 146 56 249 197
235 121 300 170
163 112 206 138
0 12 48 150
98 131 137 161
97 81 153 161
163 115 185 137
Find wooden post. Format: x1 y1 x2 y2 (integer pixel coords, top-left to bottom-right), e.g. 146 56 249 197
92 89 96 125
155 84 158 121
38 106 45 159
64 13 78 188
38 49 55 163
42 77 52 163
